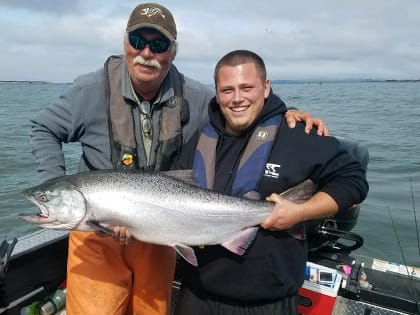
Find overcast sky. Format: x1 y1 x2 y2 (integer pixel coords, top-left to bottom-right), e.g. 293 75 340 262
1 0 419 83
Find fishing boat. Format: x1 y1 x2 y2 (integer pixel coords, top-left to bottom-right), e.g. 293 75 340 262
0 225 419 315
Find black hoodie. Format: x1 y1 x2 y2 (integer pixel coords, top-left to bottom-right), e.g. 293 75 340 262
173 89 286 193
171 91 368 303
209 90 287 195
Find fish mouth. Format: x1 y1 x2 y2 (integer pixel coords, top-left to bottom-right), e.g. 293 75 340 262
19 212 50 224
20 191 51 224
19 209 52 224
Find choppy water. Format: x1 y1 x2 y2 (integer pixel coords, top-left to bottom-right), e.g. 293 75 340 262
1 80 419 266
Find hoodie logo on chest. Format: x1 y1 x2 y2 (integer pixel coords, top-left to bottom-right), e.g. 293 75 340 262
264 163 281 179
256 129 269 141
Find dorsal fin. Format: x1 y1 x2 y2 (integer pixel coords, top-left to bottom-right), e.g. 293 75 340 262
162 169 199 187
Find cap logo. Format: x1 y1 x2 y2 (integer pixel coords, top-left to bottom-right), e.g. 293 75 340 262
141 7 166 19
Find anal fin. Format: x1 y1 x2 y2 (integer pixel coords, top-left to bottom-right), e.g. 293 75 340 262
221 226 259 255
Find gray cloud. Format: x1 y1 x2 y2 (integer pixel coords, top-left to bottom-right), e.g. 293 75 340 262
0 0 84 15
1 0 419 83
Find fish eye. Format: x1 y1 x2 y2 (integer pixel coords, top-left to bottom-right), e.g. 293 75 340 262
38 194 49 202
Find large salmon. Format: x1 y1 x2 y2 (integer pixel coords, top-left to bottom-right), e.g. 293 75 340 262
20 170 316 265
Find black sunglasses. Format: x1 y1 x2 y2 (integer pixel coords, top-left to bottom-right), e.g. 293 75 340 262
128 33 171 54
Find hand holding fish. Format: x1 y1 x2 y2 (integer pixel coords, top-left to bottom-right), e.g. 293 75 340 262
260 194 305 231
112 226 133 245
94 225 133 245
261 191 340 231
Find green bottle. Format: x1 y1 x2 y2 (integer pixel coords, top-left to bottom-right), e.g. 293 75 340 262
37 289 66 315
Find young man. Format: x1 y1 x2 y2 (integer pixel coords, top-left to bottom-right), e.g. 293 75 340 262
29 4 325 315
172 50 369 315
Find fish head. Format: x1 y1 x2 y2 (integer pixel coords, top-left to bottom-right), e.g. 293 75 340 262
20 178 88 230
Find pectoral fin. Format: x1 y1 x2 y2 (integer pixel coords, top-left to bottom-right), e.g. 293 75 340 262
86 220 115 236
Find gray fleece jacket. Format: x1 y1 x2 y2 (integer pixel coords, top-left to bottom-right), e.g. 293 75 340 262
29 56 213 183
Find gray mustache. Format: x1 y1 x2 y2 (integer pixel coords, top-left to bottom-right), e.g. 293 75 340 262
133 56 161 69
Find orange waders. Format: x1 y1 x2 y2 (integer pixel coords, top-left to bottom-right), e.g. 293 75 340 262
65 231 176 315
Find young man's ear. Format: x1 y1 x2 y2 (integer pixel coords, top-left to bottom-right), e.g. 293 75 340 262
264 80 271 99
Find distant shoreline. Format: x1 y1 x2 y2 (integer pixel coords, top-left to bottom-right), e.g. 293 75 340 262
0 80 51 83
0 80 72 84
1 79 419 85
270 79 420 84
